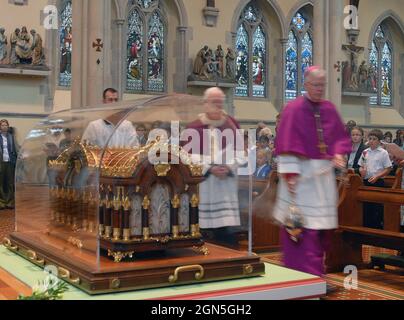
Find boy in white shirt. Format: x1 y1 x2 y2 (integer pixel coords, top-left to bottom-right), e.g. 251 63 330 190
358 129 392 229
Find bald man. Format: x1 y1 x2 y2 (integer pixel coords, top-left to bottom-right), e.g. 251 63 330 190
185 87 243 242
273 67 351 278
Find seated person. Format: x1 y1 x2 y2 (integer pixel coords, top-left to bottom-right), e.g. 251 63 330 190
254 149 271 179
257 135 270 151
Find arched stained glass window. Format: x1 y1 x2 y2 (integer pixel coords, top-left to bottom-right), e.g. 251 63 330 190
147 11 164 92
235 25 249 97
252 26 266 97
285 11 313 101
380 43 392 105
59 1 72 87
285 31 298 100
127 9 143 92
235 2 267 98
301 32 313 85
369 24 393 106
126 0 165 93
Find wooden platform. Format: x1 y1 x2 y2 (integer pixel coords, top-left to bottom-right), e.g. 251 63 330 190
0 245 326 300
5 231 264 295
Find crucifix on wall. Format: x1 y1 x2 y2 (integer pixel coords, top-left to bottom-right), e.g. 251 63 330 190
92 38 104 52
341 43 364 91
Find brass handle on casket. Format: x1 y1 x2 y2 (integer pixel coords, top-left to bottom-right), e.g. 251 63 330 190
27 250 45 266
58 267 81 285
2 237 18 251
168 265 205 283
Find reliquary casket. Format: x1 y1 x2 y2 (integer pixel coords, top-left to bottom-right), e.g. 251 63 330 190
47 140 206 262
4 95 264 294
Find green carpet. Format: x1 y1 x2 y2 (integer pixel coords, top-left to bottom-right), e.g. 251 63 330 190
0 245 319 300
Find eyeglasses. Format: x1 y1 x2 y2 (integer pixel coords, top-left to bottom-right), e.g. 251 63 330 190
368 137 380 141
307 82 327 88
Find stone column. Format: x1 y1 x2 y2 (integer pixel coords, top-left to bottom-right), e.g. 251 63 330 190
173 26 189 93
86 0 109 106
71 0 88 109
114 19 125 99
44 21 56 113
312 0 326 68
277 38 288 111
327 0 343 109
71 0 110 108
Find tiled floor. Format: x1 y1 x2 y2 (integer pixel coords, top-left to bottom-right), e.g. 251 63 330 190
1 210 403 300
261 252 404 300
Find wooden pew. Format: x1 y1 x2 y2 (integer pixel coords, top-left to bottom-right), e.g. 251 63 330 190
326 173 404 272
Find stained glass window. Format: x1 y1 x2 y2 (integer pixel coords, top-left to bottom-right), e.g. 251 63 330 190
369 41 378 105
380 43 392 106
292 12 306 30
375 25 384 38
285 31 298 100
235 2 267 98
235 25 249 97
243 5 258 23
252 26 266 97
369 24 393 106
285 12 313 101
58 1 72 87
127 9 143 92
147 12 164 92
126 1 165 93
137 0 156 9
301 32 313 86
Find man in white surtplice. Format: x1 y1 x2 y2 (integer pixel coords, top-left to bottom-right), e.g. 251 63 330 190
81 88 139 148
184 88 244 242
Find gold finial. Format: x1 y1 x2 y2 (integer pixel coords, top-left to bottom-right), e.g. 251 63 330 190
113 194 121 211
171 194 180 209
142 196 151 210
190 194 199 208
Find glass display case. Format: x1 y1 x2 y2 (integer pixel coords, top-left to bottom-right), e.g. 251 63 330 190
4 94 265 294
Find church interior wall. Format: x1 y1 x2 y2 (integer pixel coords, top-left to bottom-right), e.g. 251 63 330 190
0 0 49 144
0 0 403 147
338 0 404 126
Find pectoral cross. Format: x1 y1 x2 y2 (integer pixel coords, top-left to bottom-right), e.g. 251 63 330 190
314 112 328 154
318 142 328 154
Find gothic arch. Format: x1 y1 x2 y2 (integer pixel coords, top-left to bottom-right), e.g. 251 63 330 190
285 0 314 28
231 0 287 40
111 0 189 94
367 10 404 49
366 10 404 112
114 0 187 27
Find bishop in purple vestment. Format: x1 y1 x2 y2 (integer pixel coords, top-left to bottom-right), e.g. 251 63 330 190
273 67 351 277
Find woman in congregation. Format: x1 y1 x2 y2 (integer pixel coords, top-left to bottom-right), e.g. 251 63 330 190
347 126 367 175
